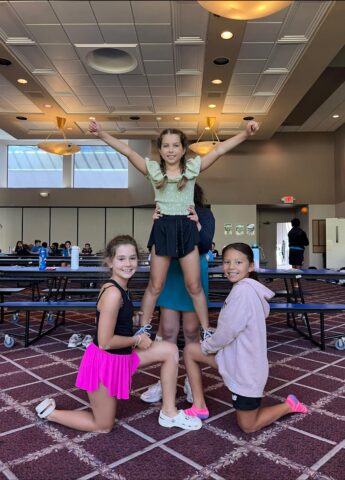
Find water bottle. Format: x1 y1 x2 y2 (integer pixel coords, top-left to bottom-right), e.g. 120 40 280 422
38 246 47 271
252 244 260 270
71 245 79 270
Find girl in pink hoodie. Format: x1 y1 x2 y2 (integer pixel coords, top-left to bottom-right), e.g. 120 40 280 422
184 243 308 433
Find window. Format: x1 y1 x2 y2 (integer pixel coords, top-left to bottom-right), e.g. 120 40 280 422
73 146 128 188
8 146 63 188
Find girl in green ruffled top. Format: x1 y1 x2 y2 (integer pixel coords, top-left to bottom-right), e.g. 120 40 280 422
89 120 258 339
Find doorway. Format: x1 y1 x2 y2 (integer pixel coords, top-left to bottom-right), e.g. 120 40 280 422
276 222 290 268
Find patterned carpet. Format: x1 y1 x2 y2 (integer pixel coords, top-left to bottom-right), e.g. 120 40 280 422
0 279 344 480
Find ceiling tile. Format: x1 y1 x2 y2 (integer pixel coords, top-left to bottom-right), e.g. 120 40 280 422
90 1 134 23
62 24 104 44
230 73 261 86
246 96 274 113
279 1 331 39
150 86 176 97
52 60 87 75
233 59 268 74
175 45 205 74
25 24 69 43
227 85 255 96
98 86 126 97
40 44 79 61
99 24 138 44
104 97 130 107
238 43 274 59
127 96 153 106
119 75 149 87
50 0 96 23
91 75 121 86
10 1 59 24
79 95 106 107
172 1 208 43
147 75 175 87
141 44 174 61
123 86 150 96
11 45 53 71
254 74 285 95
71 85 99 96
243 22 283 43
144 61 174 75
266 44 304 70
136 24 172 43
131 1 171 23
63 74 94 87
153 96 177 106
176 75 202 96
0 2 33 37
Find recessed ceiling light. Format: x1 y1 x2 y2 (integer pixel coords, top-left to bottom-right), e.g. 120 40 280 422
16 116 27 120
44 104 52 108
211 79 223 85
243 116 254 121
205 126 210 130
174 117 181 120
208 104 216 109
39 192 49 198
0 58 12 66
17 78 28 84
67 127 73 130
332 114 340 119
89 116 95 120
156 116 162 121
221 31 233 40
129 116 140 120
213 57 229 66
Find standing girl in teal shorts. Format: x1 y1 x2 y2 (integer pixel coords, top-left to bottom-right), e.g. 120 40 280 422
89 119 258 340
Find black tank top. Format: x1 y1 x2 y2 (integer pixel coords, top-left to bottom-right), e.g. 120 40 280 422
93 279 134 355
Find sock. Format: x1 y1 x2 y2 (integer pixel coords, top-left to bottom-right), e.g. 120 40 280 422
285 394 308 413
155 335 163 342
185 405 209 420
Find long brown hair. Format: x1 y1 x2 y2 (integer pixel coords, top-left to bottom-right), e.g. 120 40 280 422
222 242 258 280
155 128 189 191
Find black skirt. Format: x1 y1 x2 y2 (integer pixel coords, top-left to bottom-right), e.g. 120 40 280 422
147 215 199 258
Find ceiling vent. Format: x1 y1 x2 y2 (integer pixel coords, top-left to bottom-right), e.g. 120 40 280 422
27 91 44 98
207 92 222 98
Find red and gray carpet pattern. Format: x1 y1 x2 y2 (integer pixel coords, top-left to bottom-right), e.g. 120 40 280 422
0 279 344 479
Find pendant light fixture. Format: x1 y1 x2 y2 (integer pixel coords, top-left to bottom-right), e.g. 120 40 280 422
189 117 220 156
197 1 293 21
38 117 80 156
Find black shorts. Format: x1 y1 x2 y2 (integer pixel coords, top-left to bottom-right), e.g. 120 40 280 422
231 392 262 411
147 214 199 259
289 248 304 266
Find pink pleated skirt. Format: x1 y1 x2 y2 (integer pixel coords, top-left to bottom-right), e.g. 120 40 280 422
75 343 140 399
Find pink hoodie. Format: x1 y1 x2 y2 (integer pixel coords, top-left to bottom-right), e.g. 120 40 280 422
201 278 274 398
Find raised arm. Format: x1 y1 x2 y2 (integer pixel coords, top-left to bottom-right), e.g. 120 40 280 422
89 120 148 175
200 120 259 172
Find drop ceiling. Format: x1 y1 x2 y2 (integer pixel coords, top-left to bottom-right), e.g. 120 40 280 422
0 0 344 141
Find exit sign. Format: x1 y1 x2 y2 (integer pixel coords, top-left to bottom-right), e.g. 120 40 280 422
281 195 295 204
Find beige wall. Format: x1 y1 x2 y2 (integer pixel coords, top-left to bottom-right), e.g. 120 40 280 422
212 205 257 255
0 132 335 206
335 124 345 205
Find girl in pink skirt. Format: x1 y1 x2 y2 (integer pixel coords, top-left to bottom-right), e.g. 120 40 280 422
35 235 201 433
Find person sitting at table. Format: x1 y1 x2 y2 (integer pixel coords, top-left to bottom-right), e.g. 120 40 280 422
50 242 61 256
211 242 219 257
62 241 72 257
82 243 93 255
30 239 41 254
13 241 31 256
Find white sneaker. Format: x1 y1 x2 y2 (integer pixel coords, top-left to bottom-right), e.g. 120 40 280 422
140 381 162 403
81 334 93 348
183 377 193 404
67 333 83 348
159 409 202 430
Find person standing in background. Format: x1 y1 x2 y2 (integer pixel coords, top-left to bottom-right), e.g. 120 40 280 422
288 218 309 269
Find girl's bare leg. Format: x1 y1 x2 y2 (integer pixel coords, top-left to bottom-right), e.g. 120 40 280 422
136 341 179 416
182 311 200 344
160 308 181 343
183 343 217 409
179 248 209 330
236 403 291 434
140 246 171 325
47 384 117 433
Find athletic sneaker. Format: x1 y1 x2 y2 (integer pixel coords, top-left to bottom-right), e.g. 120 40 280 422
67 333 83 348
140 381 162 403
202 327 215 341
134 324 152 337
183 377 193 404
81 334 93 348
158 409 202 430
